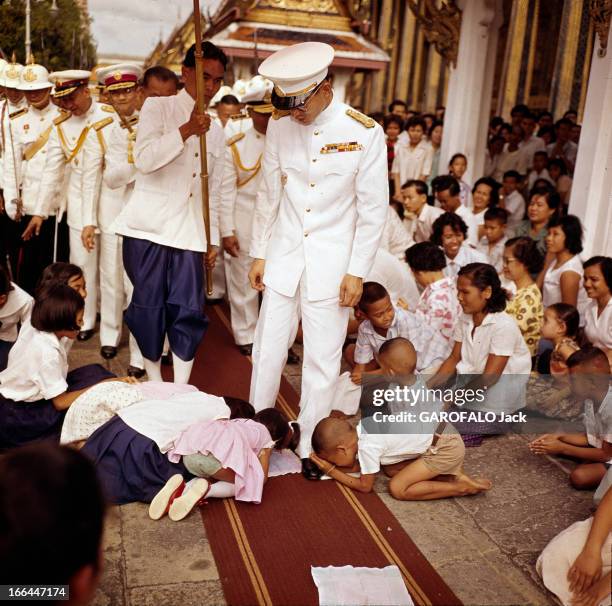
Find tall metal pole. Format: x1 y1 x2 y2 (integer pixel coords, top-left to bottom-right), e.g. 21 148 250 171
25 0 31 61
192 0 213 296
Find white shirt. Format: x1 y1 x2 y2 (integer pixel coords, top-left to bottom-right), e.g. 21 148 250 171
403 203 444 243
527 168 554 192
250 98 388 301
584 299 612 352
380 206 414 261
518 135 545 169
584 388 612 459
357 422 433 474
354 305 449 371
443 244 488 280
0 326 68 402
366 248 420 310
2 103 60 219
542 255 590 323
455 203 480 247
84 111 139 232
219 126 266 239
118 391 230 452
391 139 433 184
37 101 114 226
113 89 224 251
494 144 528 180
503 190 525 230
453 311 532 375
476 236 508 274
0 282 33 342
547 141 577 172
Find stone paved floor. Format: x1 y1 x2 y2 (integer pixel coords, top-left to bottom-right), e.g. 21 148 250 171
75 326 595 606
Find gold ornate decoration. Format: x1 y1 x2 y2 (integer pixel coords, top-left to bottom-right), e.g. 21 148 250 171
23 68 37 83
590 0 612 57
407 0 462 67
257 0 337 10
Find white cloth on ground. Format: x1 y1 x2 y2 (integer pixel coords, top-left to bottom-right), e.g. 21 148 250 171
311 565 414 606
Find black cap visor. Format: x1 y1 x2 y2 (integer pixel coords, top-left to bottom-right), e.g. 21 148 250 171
271 81 323 111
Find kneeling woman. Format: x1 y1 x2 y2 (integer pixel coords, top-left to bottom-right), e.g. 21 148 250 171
0 285 114 450
150 408 300 521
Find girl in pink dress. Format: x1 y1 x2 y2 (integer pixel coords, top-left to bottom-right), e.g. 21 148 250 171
149 408 299 521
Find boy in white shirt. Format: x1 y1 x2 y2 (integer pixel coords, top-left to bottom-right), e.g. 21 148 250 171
476 208 509 274
432 175 479 247
390 116 433 196
310 337 492 499
527 151 554 192
350 283 449 383
400 179 443 243
500 170 526 231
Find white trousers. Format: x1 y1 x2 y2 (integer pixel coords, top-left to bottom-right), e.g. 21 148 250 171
250 274 349 457
69 226 98 331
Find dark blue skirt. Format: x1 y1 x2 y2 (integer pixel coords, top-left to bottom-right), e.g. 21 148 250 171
0 363 116 451
82 416 191 505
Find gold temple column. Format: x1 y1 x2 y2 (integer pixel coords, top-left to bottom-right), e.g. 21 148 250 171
550 0 585 118
411 18 426 110
370 0 394 111
385 0 403 107
523 0 539 106
498 0 529 117
394 6 417 104
424 42 442 112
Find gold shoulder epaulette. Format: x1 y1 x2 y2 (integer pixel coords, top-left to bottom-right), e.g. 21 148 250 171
230 112 247 121
101 105 116 113
346 108 375 128
226 132 245 146
53 111 72 126
272 109 290 120
93 117 114 131
9 108 28 120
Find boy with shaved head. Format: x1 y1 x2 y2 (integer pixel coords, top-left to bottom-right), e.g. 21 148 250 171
310 337 491 499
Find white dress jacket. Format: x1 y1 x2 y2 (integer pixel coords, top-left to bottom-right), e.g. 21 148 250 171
250 98 389 302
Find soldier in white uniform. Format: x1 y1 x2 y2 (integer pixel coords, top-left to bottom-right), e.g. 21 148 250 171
0 59 27 278
248 43 388 478
2 63 60 293
112 42 226 384
81 63 145 376
26 70 115 341
220 76 273 354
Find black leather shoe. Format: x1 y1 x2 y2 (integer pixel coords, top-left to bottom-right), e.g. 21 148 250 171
100 346 117 359
206 297 224 306
77 329 95 341
301 458 322 481
238 344 253 356
127 365 146 379
287 347 300 365
161 352 173 366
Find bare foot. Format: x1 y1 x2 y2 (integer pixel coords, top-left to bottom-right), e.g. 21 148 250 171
454 473 493 495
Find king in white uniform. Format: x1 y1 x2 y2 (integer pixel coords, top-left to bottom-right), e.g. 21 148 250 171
248 43 389 477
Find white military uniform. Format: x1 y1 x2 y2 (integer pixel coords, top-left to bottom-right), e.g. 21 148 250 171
250 43 388 457
37 80 114 331
81 107 144 368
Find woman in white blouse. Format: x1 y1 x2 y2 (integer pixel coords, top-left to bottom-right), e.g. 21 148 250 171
583 256 612 367
538 214 589 324
430 263 531 414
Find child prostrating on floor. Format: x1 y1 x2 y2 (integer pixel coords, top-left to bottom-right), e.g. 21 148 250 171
149 409 300 521
310 338 492 500
348 282 449 384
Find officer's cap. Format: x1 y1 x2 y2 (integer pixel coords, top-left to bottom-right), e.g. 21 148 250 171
49 70 91 98
97 63 143 92
242 76 274 114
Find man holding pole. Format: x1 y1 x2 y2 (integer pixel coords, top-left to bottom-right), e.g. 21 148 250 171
112 42 226 384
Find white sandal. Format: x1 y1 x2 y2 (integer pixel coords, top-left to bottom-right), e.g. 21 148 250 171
148 474 185 520
168 478 210 521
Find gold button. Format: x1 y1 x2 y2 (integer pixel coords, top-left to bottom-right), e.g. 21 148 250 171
195 152 199 157
305 208 311 212
190 193 193 197
304 232 308 237
312 158 317 163
310 183 315 187
192 173 196 178
314 130 319 135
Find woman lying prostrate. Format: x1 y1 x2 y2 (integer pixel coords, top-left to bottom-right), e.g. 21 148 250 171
83 396 250 505
150 408 300 522
0 285 119 450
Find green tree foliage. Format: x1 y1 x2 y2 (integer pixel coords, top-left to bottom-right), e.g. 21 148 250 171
0 0 97 70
